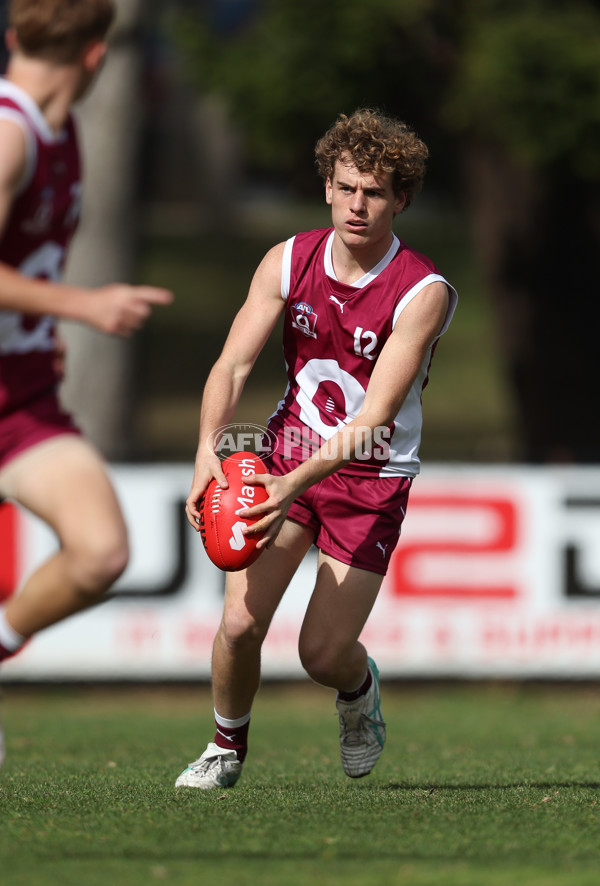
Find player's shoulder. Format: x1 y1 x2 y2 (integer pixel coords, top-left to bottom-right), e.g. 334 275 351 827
395 239 439 276
0 79 76 146
0 116 30 192
0 79 33 129
0 113 28 142
249 240 288 297
293 227 332 247
0 81 30 141
260 239 287 272
287 227 332 265
260 230 328 272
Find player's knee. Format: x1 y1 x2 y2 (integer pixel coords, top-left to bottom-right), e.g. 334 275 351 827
70 536 129 597
220 608 266 654
100 540 129 587
299 639 343 685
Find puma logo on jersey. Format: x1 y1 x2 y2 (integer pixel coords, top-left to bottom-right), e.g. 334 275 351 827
376 541 388 557
329 295 346 313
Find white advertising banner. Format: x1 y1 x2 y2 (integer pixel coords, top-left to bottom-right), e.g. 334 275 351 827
2 464 600 680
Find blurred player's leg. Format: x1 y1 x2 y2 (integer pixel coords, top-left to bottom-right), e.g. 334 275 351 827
0 436 129 766
0 435 129 649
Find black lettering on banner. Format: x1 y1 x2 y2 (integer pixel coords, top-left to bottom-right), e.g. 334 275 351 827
564 497 600 599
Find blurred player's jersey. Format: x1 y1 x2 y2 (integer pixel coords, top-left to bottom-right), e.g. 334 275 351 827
269 228 457 477
0 79 81 416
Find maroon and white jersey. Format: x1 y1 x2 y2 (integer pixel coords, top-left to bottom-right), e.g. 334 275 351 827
269 227 457 477
0 79 82 416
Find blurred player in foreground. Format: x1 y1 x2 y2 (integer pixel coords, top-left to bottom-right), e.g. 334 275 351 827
0 0 173 766
177 108 457 789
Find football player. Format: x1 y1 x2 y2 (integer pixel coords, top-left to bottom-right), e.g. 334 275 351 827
177 108 457 789
0 0 173 765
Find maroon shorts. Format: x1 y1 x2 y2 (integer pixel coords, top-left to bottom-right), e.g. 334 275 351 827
268 445 412 576
0 391 81 471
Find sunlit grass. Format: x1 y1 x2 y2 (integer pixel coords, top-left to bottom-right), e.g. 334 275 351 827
2 682 600 885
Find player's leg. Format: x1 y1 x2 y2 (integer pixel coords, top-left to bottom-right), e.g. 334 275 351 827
0 435 129 656
294 471 411 778
213 518 315 714
298 552 382 691
298 553 386 778
175 517 316 789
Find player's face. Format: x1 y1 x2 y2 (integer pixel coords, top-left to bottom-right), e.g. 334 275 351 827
326 155 406 254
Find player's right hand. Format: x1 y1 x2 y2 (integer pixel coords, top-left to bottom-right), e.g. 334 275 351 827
185 453 228 531
86 284 173 336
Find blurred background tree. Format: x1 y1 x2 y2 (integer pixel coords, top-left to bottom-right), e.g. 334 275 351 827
448 2 600 462
163 0 600 463
2 0 596 463
61 0 148 458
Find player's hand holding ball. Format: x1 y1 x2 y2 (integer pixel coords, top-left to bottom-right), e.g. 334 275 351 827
199 452 269 571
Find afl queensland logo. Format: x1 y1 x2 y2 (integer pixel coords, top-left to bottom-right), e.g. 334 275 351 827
291 302 318 339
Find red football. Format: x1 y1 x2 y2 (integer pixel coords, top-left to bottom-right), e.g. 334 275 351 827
200 452 269 571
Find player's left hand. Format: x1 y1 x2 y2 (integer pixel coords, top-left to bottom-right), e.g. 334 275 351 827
236 471 298 550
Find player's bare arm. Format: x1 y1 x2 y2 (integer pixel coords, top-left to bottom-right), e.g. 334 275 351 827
0 269 172 334
185 242 286 529
244 280 450 547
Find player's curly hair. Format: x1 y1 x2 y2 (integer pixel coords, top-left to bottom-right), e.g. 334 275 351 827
9 0 115 63
315 108 429 210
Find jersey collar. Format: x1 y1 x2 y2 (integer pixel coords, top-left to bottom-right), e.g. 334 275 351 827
324 230 401 288
0 77 65 144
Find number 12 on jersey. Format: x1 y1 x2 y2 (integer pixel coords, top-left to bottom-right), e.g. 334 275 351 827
353 326 378 360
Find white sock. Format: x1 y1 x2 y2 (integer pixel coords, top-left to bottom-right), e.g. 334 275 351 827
0 610 26 652
214 708 251 729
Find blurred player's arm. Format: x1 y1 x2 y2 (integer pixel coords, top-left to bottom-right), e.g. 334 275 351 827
0 118 173 336
185 242 286 528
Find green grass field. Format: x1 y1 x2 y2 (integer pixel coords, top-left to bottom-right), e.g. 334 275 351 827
2 682 600 885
